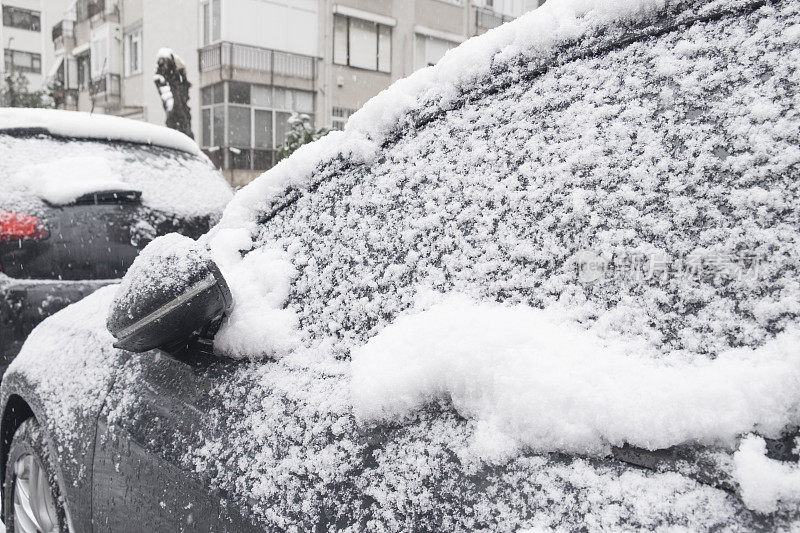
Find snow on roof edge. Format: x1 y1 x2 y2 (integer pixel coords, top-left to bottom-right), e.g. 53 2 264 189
0 108 202 156
216 0 671 233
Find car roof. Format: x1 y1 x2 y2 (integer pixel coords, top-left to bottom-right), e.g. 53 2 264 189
0 108 202 156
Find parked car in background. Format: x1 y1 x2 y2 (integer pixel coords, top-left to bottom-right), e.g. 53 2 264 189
0 109 233 375
2 0 800 531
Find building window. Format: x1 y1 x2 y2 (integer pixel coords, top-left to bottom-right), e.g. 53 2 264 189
91 36 109 76
331 107 355 131
414 35 459 70
333 14 391 73
124 28 142 77
200 81 314 171
2 6 40 31
201 0 221 46
76 54 91 90
3 50 41 73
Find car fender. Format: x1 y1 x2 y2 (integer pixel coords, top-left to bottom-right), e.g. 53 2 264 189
0 286 130 531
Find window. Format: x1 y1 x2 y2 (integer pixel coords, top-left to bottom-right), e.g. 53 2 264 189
213 106 225 147
3 50 41 73
201 0 221 46
331 107 356 131
228 106 251 147
228 82 250 105
201 83 224 105
2 6 41 31
199 82 315 171
91 36 108 76
124 28 142 76
333 14 391 73
76 54 90 90
414 35 459 70
254 109 273 148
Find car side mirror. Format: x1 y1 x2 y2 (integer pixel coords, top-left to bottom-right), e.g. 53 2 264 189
107 234 232 353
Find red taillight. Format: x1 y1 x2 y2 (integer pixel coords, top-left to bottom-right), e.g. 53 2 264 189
0 210 48 243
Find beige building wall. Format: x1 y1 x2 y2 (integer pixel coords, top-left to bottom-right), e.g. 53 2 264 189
1 0 69 92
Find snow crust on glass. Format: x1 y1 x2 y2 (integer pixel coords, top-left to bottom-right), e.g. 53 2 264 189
13 156 135 206
0 108 201 155
733 434 800 514
351 295 800 455
0 134 232 219
199 0 800 526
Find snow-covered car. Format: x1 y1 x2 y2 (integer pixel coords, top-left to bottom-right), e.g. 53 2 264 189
2 0 800 530
0 109 233 373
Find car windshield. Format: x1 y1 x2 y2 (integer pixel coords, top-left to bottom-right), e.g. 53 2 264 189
0 134 232 220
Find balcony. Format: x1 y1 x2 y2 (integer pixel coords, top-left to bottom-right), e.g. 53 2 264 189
199 42 316 83
87 0 105 18
476 8 513 32
52 20 74 42
90 73 120 97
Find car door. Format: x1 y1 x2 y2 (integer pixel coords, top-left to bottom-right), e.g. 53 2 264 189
91 345 257 532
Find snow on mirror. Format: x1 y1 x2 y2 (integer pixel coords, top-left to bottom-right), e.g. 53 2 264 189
107 234 232 353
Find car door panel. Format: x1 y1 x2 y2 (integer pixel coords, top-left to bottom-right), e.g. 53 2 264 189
92 349 256 532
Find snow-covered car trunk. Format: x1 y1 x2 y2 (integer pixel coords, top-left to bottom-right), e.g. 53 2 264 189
2 0 800 531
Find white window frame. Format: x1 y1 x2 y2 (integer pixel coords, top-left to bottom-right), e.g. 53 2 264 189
123 26 142 77
201 0 221 47
413 26 464 71
332 13 392 73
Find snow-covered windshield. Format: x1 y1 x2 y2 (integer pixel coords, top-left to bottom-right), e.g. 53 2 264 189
0 134 232 219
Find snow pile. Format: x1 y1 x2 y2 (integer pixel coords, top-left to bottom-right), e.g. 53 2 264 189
208 228 299 360
351 295 800 456
154 75 174 112
733 434 800 513
0 108 200 155
14 156 135 205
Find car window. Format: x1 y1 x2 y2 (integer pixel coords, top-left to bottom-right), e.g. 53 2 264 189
0 135 231 220
250 2 799 358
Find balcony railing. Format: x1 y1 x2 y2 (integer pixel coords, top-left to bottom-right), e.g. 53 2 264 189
52 20 74 42
199 42 315 80
90 73 120 97
476 8 513 31
76 0 106 22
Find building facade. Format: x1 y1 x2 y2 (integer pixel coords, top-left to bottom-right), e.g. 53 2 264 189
49 0 201 136
1 0 67 94
47 0 544 186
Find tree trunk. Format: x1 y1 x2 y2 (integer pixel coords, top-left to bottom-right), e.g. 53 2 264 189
154 51 194 139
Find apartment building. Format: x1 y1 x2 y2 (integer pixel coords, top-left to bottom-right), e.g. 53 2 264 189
49 0 201 134
46 0 543 186
1 0 67 93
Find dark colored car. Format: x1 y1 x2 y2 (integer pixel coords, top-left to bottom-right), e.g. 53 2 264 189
2 0 800 531
0 109 233 374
